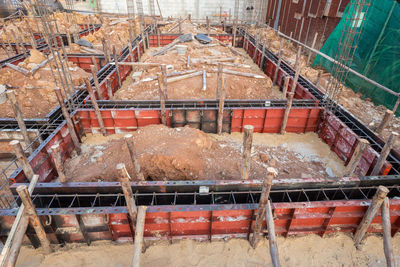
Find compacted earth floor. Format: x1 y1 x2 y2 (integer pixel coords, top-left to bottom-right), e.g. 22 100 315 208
16 233 400 267
63 124 345 182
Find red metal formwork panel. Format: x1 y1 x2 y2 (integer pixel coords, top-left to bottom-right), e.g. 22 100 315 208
81 214 113 241
262 109 285 133
108 213 133 242
212 209 252 235
135 110 161 127
170 211 211 236
54 214 86 243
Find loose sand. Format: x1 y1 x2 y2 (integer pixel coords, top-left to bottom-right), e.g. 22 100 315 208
62 125 344 182
16 233 400 267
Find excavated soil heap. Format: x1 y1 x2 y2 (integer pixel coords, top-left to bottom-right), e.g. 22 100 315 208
160 20 225 34
17 233 400 267
115 38 280 100
64 125 344 182
0 49 90 118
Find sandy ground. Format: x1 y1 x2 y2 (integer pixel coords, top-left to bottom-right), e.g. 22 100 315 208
62 125 344 182
160 20 225 34
16 233 400 267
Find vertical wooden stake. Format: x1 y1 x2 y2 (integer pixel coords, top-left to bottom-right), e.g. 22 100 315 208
113 46 122 88
132 206 147 267
381 197 395 267
85 79 106 136
371 132 398 176
136 39 141 61
280 92 294 135
91 56 98 72
124 134 145 181
10 140 34 181
307 32 318 65
90 65 102 100
107 78 113 100
260 41 266 68
54 87 81 154
116 163 138 225
51 144 66 183
376 110 394 135
217 78 226 135
273 39 283 85
216 63 223 99
354 186 389 248
16 185 52 254
241 125 254 180
344 139 370 177
157 73 167 126
101 38 109 63
282 76 290 99
128 41 134 61
251 167 277 247
316 70 322 87
291 46 302 93
232 19 237 47
265 200 280 267
66 30 72 47
160 64 168 99
206 16 210 36
6 90 32 154
157 28 161 47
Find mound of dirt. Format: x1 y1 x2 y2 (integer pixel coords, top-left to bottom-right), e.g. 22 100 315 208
63 125 344 182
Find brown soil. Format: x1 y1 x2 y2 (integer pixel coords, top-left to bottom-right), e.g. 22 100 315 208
160 20 225 34
63 125 344 182
0 47 12 61
249 27 400 148
115 38 280 100
17 233 400 267
0 12 99 43
0 49 90 118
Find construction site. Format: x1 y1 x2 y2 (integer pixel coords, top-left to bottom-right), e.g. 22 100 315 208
0 0 399 266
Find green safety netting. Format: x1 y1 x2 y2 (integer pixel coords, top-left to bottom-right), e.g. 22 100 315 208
313 0 400 114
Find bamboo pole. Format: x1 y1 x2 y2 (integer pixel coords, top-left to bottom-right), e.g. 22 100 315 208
241 125 254 180
116 163 138 225
124 134 145 181
343 139 370 177
381 197 395 267
280 92 294 135
16 185 52 254
265 200 280 267
354 186 389 248
54 87 81 154
132 206 147 267
85 79 106 136
113 46 122 88
376 110 394 135
217 78 226 135
10 140 34 181
251 167 277 247
90 65 102 100
0 175 39 266
371 132 398 176
50 144 66 183
6 91 32 155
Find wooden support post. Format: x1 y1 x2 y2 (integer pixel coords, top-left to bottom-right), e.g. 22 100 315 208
273 39 283 85
206 16 210 36
54 88 81 154
253 36 258 62
85 79 106 136
132 206 147 267
316 70 322 87
291 46 302 93
66 30 72 47
101 38 109 63
381 197 395 267
157 70 167 125
113 46 122 88
307 32 318 65
106 78 113 100
160 64 168 99
128 41 134 62
157 28 161 47
116 163 138 225
282 76 290 99
0 175 39 266
260 41 266 68
216 63 223 99
6 90 32 155
354 186 389 248
90 65 102 100
145 32 150 50
217 78 226 135
280 92 294 135
10 140 34 181
241 125 254 180
124 134 145 181
16 185 52 254
50 144 66 183
371 132 398 176
251 167 277 247
136 39 141 61
265 201 280 267
344 139 370 177
376 110 394 135
233 19 237 47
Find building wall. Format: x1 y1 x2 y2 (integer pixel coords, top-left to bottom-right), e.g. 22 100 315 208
265 0 350 49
